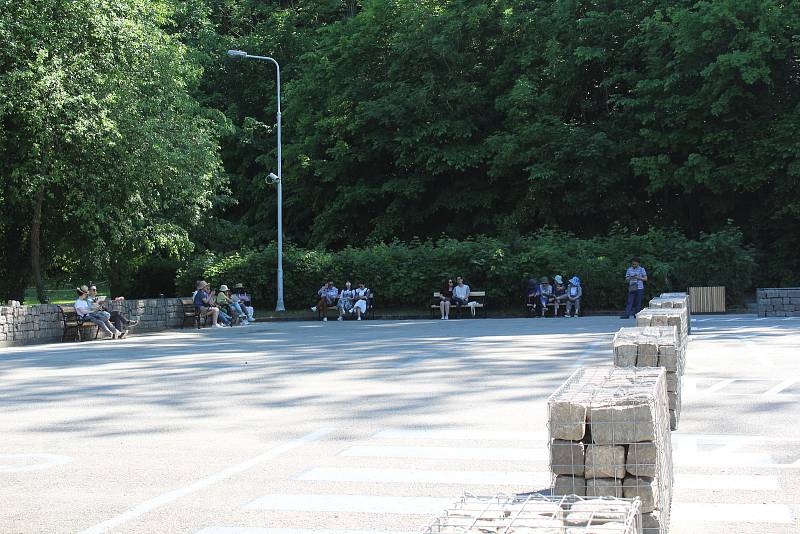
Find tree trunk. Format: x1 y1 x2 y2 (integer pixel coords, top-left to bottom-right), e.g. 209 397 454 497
30 186 46 303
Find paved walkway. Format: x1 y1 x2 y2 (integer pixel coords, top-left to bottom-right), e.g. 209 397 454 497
1 315 798 533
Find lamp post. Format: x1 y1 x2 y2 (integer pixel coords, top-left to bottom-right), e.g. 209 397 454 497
227 49 285 312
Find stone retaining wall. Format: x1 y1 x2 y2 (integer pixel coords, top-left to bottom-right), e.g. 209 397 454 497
0 298 186 346
757 288 800 317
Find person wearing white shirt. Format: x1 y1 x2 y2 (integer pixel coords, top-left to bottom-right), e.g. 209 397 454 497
75 286 123 339
622 257 648 319
352 282 371 321
452 275 470 319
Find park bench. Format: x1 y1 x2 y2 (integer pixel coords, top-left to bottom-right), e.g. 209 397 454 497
179 297 204 329
431 291 487 318
316 293 376 320
58 305 100 342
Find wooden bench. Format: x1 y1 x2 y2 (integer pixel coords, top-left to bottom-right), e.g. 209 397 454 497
316 293 376 320
58 305 100 342
179 297 204 329
431 291 487 318
525 294 581 317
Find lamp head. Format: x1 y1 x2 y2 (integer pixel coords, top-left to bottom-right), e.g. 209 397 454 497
227 50 248 58
267 172 280 184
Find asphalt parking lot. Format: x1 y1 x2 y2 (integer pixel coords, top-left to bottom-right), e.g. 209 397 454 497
1 315 798 533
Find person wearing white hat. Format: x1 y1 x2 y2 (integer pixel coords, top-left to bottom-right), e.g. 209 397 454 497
565 276 583 317
217 285 248 325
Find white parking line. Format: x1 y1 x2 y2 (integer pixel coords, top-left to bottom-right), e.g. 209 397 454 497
671 502 794 524
296 467 551 487
762 379 797 397
675 474 780 490
341 445 542 461
244 494 451 514
373 428 548 442
0 453 72 473
78 428 335 534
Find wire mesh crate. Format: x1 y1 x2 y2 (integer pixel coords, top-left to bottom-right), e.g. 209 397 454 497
650 292 692 334
547 366 672 534
612 326 686 430
635 307 689 344
421 492 643 534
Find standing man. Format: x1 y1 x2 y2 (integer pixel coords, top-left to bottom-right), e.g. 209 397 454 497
622 257 648 319
452 275 470 319
311 280 338 322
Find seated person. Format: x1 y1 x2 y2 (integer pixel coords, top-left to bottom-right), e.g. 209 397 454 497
208 289 233 326
193 281 222 327
337 281 356 321
75 286 124 339
87 284 138 334
553 275 568 316
233 283 255 322
565 276 582 317
538 276 554 317
526 277 541 315
439 279 454 320
353 281 371 321
310 280 338 322
217 284 248 325
452 276 470 318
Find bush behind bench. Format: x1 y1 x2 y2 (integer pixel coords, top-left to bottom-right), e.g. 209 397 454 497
177 227 756 311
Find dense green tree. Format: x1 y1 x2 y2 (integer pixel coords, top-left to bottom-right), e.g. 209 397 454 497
0 0 224 300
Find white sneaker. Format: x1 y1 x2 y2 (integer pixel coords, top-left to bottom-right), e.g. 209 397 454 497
357 317 362 321
337 316 343 321
444 316 449 320
248 316 255 322
310 306 317 312
323 317 327 322
241 320 249 326
213 323 224 328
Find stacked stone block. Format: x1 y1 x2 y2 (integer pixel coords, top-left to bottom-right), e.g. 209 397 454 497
757 288 800 317
547 366 672 534
422 493 643 534
613 327 686 430
650 292 691 335
634 307 689 349
0 298 188 346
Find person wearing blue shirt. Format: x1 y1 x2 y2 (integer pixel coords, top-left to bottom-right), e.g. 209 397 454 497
622 257 648 319
194 280 222 327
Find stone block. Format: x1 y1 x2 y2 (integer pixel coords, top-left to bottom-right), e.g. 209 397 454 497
626 442 657 477
589 403 656 444
637 342 658 367
641 511 663 533
623 476 658 513
565 501 631 525
553 475 585 496
585 445 626 479
549 401 587 441
666 372 678 392
657 346 680 373
585 477 623 498
668 391 678 410
550 439 585 475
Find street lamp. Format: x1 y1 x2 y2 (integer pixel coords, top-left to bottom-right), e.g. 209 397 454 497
227 49 285 312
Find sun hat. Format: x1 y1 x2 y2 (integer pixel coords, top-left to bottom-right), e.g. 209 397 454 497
219 284 229 292
570 276 581 286
554 275 563 284
196 280 209 290
540 276 550 283
234 283 244 289
76 286 89 295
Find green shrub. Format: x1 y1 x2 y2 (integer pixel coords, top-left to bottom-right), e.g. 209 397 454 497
176 227 756 310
